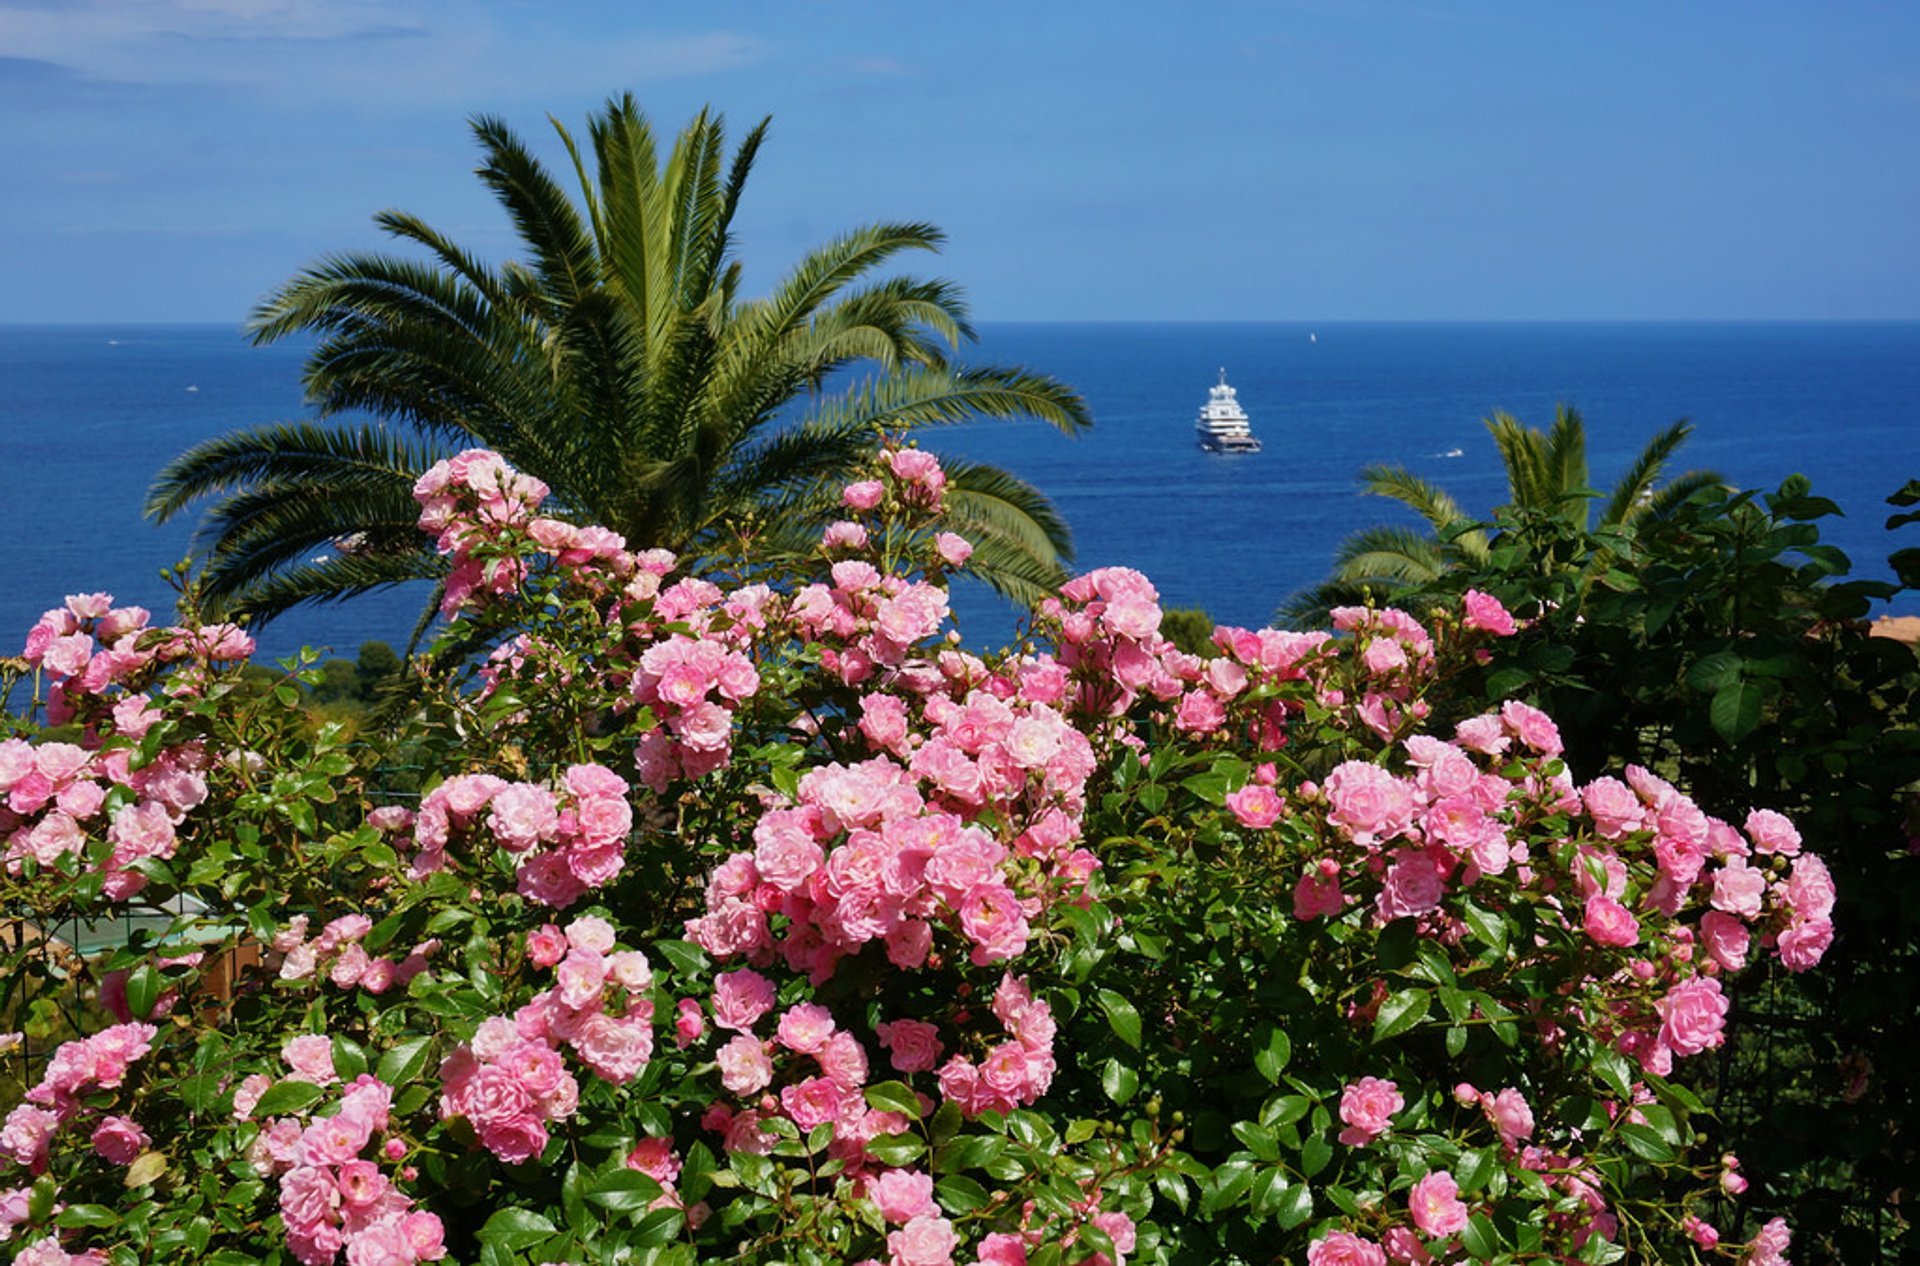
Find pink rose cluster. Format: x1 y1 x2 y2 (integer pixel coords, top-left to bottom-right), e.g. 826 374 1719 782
20 592 253 729
1329 605 1439 741
1037 567 1180 719
403 762 634 908
3 1023 157 1175
2 731 211 899
696 969 913 1175
274 912 439 996
251 1074 446 1266
882 447 948 510
686 681 1101 981
413 449 553 616
441 916 654 1163
934 973 1058 1118
8 1236 109 1266
631 632 761 790
787 562 953 688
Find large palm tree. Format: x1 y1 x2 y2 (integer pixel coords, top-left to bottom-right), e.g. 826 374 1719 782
1281 406 1722 625
147 96 1090 630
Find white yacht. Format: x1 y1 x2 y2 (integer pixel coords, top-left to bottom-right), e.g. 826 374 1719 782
1195 368 1261 453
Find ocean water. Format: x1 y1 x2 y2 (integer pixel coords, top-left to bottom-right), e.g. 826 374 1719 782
4 321 1916 664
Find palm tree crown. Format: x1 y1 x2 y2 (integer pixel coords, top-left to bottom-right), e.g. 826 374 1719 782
1282 406 1723 626
147 96 1090 628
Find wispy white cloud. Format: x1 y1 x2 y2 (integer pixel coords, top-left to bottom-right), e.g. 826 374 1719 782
0 0 763 103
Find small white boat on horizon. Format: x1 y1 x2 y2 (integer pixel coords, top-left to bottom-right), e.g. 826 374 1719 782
1195 367 1261 453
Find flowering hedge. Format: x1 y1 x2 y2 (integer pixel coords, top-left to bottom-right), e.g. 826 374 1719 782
0 445 1831 1265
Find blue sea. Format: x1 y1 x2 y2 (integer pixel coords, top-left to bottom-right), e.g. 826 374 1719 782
4 322 1917 665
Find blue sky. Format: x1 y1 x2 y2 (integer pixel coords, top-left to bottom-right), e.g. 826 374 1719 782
6 1 1918 323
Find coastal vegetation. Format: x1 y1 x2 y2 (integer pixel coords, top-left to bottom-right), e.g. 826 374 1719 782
1282 406 1720 627
144 97 1089 637
4 92 1915 1266
1299 448 1920 1259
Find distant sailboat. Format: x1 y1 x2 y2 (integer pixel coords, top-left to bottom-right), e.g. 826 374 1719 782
1309 332 1317 344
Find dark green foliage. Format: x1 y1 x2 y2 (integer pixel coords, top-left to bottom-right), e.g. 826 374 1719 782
1373 474 1920 1260
1282 406 1720 627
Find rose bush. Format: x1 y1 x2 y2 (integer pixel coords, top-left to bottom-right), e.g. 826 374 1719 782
1 444 1829 1264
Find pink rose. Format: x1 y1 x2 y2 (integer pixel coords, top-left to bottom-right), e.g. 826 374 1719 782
1306 1232 1388 1266
876 1018 944 1074
843 480 885 511
283 1034 339 1085
775 1003 837 1055
91 1115 150 1164
1744 808 1801 856
1225 783 1283 829
886 1214 958 1266
1656 977 1729 1057
1375 850 1443 922
1709 860 1768 919
716 1034 773 1096
1744 1216 1792 1266
869 1167 938 1223
1785 854 1836 922
1500 700 1562 756
1461 589 1517 636
1699 911 1751 971
1338 1076 1403 1146
1484 1087 1534 1147
1408 1170 1469 1237
779 1075 845 1129
1776 918 1833 972
1582 895 1641 948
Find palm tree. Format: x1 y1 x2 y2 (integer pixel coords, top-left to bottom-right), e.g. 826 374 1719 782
1281 406 1722 626
146 96 1090 632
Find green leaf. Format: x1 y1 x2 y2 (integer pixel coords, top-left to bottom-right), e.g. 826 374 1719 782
1276 1181 1313 1230
1231 1121 1280 1163
1710 679 1765 743
651 939 708 977
1461 1212 1504 1259
1455 1146 1498 1195
1619 1123 1677 1163
631 1207 684 1247
1202 1160 1255 1215
933 1135 1006 1174
1301 1134 1333 1178
331 1035 369 1081
376 1036 435 1088
1686 650 1744 692
935 1175 991 1214
864 1080 923 1119
1461 901 1508 958
1250 1168 1288 1217
586 1169 665 1215
124 1150 167 1188
1095 989 1143 1049
1371 987 1431 1043
1253 1026 1291 1084
125 963 161 1021
478 1207 558 1250
252 1079 326 1118
56 1204 121 1228
865 1133 926 1166
1591 1046 1634 1100
1100 1058 1139 1104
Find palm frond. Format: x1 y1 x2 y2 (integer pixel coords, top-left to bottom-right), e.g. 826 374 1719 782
1643 469 1728 520
145 422 443 523
1600 418 1693 527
